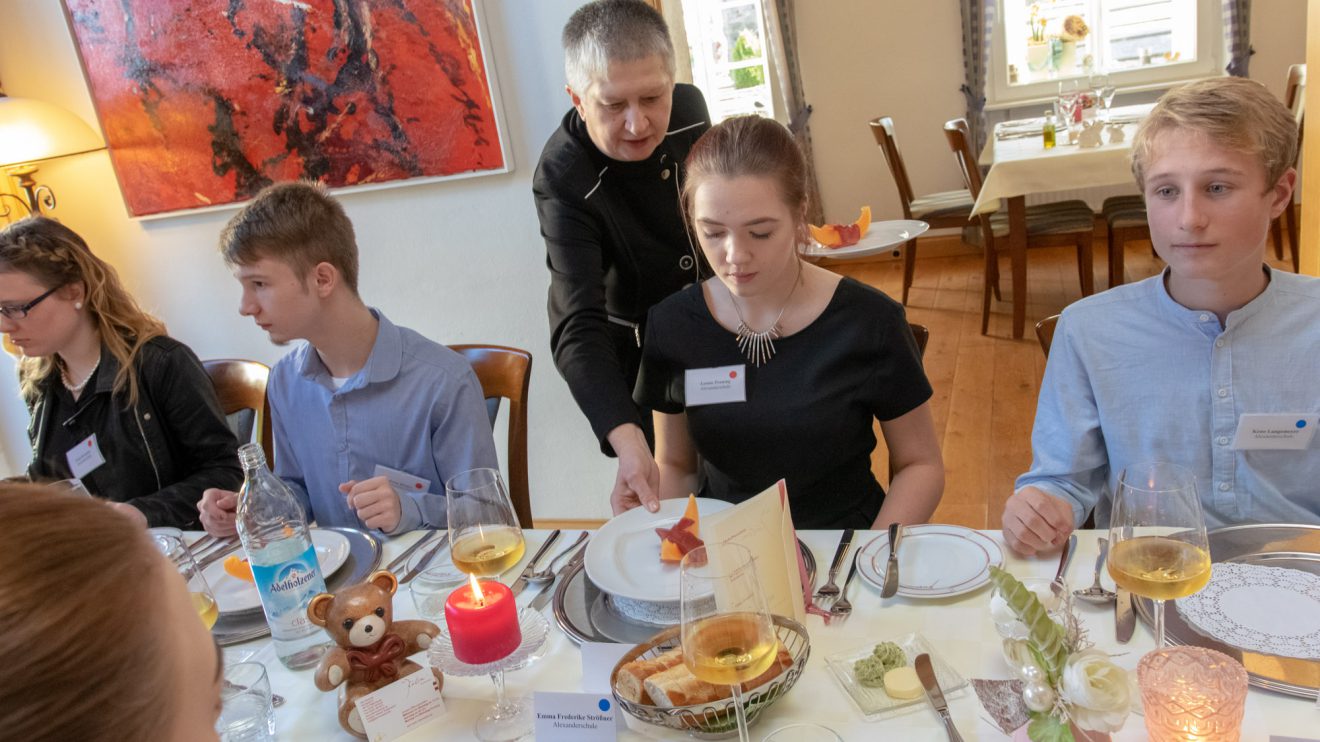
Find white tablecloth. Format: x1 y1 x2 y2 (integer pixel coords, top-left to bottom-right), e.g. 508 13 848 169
971 104 1155 216
232 529 1318 740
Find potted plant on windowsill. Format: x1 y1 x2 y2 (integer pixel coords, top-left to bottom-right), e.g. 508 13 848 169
1026 6 1050 71
1055 15 1090 73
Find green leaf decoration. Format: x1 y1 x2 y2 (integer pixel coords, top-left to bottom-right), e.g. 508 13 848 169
1028 711 1074 742
989 566 1070 684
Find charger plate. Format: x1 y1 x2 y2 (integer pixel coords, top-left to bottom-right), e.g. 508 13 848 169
1136 523 1320 698
212 527 381 647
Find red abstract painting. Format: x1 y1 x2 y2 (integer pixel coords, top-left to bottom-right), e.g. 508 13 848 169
63 0 506 217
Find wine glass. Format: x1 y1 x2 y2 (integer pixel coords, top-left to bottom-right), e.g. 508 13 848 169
153 533 220 629
1091 73 1117 123
50 478 93 498
445 468 530 741
680 542 777 742
1107 462 1211 649
446 468 526 579
1057 79 1082 130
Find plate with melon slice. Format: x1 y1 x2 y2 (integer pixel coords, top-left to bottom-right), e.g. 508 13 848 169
801 207 930 259
584 496 732 604
199 528 352 614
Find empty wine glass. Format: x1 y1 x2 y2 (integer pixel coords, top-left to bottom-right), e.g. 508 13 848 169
1107 462 1211 649
1057 79 1082 131
1091 73 1117 123
446 468 526 579
680 542 777 742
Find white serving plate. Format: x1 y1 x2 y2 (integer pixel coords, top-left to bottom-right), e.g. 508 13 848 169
856 524 1003 598
799 219 930 259
583 497 732 603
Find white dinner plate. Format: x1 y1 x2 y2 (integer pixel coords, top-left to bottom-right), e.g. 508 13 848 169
799 219 930 259
202 529 351 614
856 524 1004 598
583 497 733 603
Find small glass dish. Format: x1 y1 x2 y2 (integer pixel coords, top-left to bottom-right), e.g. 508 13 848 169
823 632 966 721
408 547 467 624
990 577 1070 640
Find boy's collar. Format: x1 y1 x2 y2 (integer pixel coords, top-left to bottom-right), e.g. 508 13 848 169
299 308 403 388
1155 264 1276 331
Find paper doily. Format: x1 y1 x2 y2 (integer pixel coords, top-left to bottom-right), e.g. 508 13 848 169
1176 562 1320 660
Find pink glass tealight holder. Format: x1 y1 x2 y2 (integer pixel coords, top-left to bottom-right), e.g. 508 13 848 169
1137 646 1248 742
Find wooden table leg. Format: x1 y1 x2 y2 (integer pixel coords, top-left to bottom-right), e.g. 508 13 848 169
1008 196 1028 339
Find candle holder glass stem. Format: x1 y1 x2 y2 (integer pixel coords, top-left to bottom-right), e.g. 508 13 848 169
479 669 530 741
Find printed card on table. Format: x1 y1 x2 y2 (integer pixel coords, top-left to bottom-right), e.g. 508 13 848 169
702 479 806 624
356 672 446 742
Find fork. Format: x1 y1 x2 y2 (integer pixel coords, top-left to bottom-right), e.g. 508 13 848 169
813 528 855 601
829 550 863 619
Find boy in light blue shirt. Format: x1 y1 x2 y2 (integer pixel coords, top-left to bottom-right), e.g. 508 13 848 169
1005 77 1320 556
199 182 498 536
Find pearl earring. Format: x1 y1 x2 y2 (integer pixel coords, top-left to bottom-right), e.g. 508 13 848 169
74 302 83 310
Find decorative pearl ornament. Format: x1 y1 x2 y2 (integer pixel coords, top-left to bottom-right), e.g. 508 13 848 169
1022 681 1056 712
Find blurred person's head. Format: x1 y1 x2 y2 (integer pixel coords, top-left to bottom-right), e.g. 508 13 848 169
0 484 222 741
562 0 676 161
682 116 808 301
0 217 165 404
219 181 360 344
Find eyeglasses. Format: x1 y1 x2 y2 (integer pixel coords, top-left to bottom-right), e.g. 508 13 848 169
0 285 61 320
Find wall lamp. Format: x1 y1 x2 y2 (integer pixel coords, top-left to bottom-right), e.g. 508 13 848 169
0 91 105 219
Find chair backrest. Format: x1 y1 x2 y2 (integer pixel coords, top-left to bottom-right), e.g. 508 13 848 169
1286 64 1306 161
451 344 533 529
1035 315 1059 357
870 116 916 217
202 359 273 464
908 322 929 358
943 118 985 200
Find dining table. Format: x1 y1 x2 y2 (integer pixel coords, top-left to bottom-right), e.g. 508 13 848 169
971 103 1154 340
225 528 1319 740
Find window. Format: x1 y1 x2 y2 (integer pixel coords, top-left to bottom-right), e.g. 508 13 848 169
681 0 776 122
988 0 1222 108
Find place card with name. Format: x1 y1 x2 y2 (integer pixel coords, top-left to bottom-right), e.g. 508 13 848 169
533 691 623 741
357 672 446 742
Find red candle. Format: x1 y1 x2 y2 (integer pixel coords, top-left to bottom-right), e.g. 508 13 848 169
444 575 521 664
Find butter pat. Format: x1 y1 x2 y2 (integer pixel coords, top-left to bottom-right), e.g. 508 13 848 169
882 666 923 700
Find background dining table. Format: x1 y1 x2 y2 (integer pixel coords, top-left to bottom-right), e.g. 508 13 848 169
972 103 1154 340
227 528 1319 740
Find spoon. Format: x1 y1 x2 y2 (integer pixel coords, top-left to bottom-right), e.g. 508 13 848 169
524 531 589 584
1073 536 1117 604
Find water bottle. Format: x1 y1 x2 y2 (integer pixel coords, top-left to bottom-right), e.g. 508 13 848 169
235 443 329 670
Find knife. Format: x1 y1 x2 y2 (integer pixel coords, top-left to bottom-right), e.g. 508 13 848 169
881 522 903 598
399 533 450 584
384 528 438 574
1115 588 1135 643
529 535 591 612
196 539 243 570
915 653 965 742
509 529 561 597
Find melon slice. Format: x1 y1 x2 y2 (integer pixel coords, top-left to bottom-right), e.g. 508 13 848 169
809 206 872 248
658 495 701 563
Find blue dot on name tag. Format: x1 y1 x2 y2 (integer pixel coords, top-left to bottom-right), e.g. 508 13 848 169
1299 420 1308 429
598 699 611 712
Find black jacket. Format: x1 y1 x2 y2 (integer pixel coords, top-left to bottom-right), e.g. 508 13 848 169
26 336 242 527
534 83 711 453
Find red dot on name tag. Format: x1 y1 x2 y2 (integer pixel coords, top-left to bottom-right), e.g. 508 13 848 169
415 483 423 489
729 371 737 379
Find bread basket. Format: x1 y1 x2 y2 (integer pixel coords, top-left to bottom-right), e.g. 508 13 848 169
609 615 810 739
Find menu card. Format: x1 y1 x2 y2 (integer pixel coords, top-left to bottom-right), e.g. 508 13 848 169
702 480 806 624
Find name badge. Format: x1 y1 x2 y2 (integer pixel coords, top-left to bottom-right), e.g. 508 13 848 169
373 464 431 495
1231 414 1319 450
683 365 746 407
66 434 106 480
357 671 446 741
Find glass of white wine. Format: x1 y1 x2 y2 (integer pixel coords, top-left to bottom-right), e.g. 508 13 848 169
446 468 526 579
153 533 219 629
1107 461 1211 649
680 542 777 742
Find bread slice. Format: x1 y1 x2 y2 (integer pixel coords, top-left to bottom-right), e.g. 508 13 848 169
642 646 792 708
615 647 683 705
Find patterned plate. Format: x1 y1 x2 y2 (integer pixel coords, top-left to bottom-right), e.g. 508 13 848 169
1176 562 1320 660
856 524 1003 598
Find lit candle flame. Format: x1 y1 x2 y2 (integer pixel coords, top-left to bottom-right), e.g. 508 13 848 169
469 573 485 607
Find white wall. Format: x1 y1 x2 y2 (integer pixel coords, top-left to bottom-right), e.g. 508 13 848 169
0 1 1307 515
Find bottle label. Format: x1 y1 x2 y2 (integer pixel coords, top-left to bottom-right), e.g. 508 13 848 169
251 544 327 638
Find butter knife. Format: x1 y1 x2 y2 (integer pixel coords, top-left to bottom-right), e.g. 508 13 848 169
915 653 965 742
399 533 450 584
509 529 561 597
881 522 903 598
529 535 591 612
1115 588 1135 643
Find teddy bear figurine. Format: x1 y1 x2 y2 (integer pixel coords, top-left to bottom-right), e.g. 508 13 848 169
307 570 443 739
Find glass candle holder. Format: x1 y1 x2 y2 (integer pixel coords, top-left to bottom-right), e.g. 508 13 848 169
1137 646 1248 741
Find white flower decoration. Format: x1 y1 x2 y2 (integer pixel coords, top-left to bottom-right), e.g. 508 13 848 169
1059 649 1135 732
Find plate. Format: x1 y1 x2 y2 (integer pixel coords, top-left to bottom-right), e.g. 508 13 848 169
856 524 1003 598
1176 562 1320 660
203 529 352 614
799 220 930 259
583 497 733 603
824 632 966 720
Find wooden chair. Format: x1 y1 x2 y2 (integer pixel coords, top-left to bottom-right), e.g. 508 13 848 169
870 117 976 305
943 119 1096 335
452 344 533 529
1271 63 1305 272
1101 195 1151 288
203 359 273 463
1035 315 1059 358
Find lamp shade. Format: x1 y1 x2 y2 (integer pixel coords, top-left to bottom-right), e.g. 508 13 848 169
0 95 105 168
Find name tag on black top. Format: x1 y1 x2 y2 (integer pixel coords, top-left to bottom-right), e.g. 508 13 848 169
684 365 746 407
66 433 106 479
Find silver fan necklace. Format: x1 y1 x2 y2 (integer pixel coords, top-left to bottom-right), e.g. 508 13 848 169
728 259 803 367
